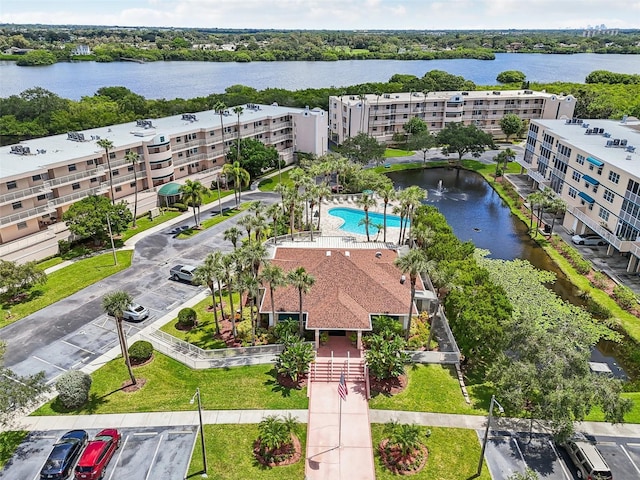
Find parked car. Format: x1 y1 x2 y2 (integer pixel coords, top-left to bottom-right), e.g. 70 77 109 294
40 430 88 480
170 264 197 283
122 303 149 322
571 234 606 246
559 433 612 480
74 429 121 480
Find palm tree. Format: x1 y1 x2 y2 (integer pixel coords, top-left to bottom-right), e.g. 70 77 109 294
527 191 545 232
373 222 384 242
179 179 208 226
266 203 282 243
378 184 396 243
241 240 267 278
222 161 250 206
282 185 299 241
287 267 315 337
223 226 243 250
220 253 238 337
233 105 244 163
400 186 427 245
547 197 567 236
124 151 140 227
259 263 287 328
97 138 116 205
102 291 136 385
315 183 331 231
241 272 261 346
214 101 227 159
394 249 429 341
194 254 222 335
253 214 268 243
356 193 377 242
383 421 424 458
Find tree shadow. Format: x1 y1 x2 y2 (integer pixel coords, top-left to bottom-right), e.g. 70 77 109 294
263 368 297 398
1 288 44 308
47 385 130 414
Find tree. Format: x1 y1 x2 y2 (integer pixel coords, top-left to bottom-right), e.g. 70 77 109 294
62 195 132 244
226 137 278 178
403 116 427 140
407 131 437 163
287 267 315 337
223 226 243 249
220 253 238 337
179 179 208 226
256 414 299 462
437 122 494 164
214 101 227 159
0 341 49 428
0 260 46 300
356 193 377 242
275 337 314 384
102 291 136 386
259 263 287 327
365 334 411 380
339 132 385 165
124 151 140 226
194 254 223 335
222 160 250 206
233 105 244 162
496 70 526 84
382 421 424 458
377 183 396 243
97 138 116 205
394 249 429 340
55 370 92 409
500 113 523 141
493 148 516 179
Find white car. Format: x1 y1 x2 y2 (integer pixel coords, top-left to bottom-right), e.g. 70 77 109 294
571 234 606 246
122 303 150 322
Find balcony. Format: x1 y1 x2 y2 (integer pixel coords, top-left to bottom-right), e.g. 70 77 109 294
0 204 55 226
174 154 205 166
0 185 50 205
44 166 106 188
568 206 634 252
173 139 203 151
527 170 550 187
101 172 144 188
47 186 108 208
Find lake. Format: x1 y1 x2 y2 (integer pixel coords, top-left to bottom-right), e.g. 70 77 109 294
1 53 639 100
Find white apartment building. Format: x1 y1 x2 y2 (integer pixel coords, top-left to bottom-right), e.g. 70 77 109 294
329 89 576 144
0 103 327 263
520 117 640 271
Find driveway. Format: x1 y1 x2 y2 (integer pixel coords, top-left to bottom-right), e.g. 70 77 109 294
0 192 278 381
0 426 198 480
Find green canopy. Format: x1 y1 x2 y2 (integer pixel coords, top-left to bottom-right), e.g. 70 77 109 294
158 182 181 196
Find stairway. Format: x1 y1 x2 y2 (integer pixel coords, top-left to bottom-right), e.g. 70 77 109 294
310 358 366 383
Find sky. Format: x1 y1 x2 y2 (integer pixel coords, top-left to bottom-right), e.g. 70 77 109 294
0 0 638 31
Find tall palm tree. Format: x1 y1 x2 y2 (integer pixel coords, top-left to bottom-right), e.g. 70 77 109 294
220 253 238 337
315 183 331 231
266 203 282 243
253 214 268 243
124 151 140 227
102 291 136 385
283 185 299 241
237 214 254 239
356 193 377 242
240 240 268 279
287 267 315 337
547 197 567 236
194 254 222 335
241 272 261 346
97 138 116 205
222 161 250 206
210 251 227 320
214 101 228 160
399 186 426 245
223 226 243 250
394 249 429 341
179 179 208 226
259 263 287 328
378 183 396 243
233 105 244 163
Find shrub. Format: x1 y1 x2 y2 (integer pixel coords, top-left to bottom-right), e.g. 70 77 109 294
128 340 153 362
372 315 403 339
172 202 188 212
591 271 609 289
55 370 92 409
613 284 638 311
365 334 411 381
274 317 299 342
177 307 197 328
58 239 71 255
275 338 314 384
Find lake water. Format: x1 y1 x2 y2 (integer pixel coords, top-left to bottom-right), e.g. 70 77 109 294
1 53 638 100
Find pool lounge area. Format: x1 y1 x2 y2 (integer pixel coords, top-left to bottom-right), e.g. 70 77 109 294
328 207 406 236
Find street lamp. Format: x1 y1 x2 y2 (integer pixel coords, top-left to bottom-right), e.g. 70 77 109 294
277 154 283 184
217 173 225 216
105 213 117 266
190 387 208 477
477 395 504 476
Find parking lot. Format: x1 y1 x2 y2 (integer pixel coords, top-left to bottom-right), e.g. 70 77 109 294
484 431 640 479
0 426 198 480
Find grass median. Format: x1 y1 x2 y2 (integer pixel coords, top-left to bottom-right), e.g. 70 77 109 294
177 202 254 239
0 431 27 469
0 250 133 329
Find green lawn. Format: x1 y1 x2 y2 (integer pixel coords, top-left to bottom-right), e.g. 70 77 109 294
585 392 640 423
371 424 491 480
187 424 306 479
369 364 489 415
0 250 133 329
0 431 27 469
33 352 308 415
37 256 64 270
384 148 414 157
176 202 254 239
258 170 293 191
118 210 182 243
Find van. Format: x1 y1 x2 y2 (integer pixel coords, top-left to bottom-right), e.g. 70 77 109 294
562 435 612 480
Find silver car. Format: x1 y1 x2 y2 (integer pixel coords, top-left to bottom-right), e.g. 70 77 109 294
571 234 606 246
122 303 150 322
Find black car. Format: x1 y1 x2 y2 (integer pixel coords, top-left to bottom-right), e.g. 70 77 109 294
40 430 88 479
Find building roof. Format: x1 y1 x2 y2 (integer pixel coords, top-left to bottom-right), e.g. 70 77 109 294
260 247 423 330
157 182 182 196
534 118 640 177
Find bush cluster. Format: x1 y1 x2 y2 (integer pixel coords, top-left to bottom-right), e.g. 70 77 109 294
177 307 197 328
555 241 591 274
128 340 153 362
55 370 92 409
172 202 188 212
613 284 638 311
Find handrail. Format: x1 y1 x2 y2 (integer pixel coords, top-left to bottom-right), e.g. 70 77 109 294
313 361 317 382
364 363 371 400
347 351 350 381
330 351 334 382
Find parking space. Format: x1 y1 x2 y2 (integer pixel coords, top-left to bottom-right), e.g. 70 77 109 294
0 426 197 480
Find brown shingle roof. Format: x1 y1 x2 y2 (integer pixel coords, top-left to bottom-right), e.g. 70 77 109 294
260 248 422 330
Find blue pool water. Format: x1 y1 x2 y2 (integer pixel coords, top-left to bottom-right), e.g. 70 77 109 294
328 207 406 236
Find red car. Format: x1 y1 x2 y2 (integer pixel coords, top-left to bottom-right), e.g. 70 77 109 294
74 429 121 480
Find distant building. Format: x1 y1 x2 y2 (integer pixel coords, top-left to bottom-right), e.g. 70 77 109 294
70 45 91 55
3 47 32 55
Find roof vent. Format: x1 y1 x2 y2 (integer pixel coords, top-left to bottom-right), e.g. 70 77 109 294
375 251 382 258
344 251 350 257
326 251 331 256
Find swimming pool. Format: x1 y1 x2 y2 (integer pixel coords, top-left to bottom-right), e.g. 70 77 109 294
328 207 406 235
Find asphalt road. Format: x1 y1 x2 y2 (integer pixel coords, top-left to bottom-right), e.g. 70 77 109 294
0 192 279 381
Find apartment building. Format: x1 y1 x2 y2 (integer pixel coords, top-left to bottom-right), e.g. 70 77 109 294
520 117 640 271
329 89 576 144
0 104 327 263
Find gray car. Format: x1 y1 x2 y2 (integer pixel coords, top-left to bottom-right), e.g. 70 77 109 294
571 234 606 246
170 264 197 283
122 303 150 322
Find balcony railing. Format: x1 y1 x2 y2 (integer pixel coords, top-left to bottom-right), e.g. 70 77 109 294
0 185 50 205
527 170 550 186
48 186 107 208
101 172 144 189
0 204 55 226
568 206 635 251
44 166 106 188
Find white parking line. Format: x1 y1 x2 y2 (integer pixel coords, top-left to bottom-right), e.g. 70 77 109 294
513 437 528 470
549 440 572 479
32 356 67 372
144 434 164 480
621 445 640 475
133 431 158 436
61 339 94 354
107 434 129 480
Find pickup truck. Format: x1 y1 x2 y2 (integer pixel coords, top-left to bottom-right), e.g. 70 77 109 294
170 264 197 283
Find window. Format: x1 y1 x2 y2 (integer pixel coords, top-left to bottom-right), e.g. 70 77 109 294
72 183 80 190
609 171 620 184
86 159 94 165
130 182 136 188
568 187 577 198
12 201 22 210
603 189 614 203
179 167 185 172
572 171 581 182
109 152 116 159
128 166 134 172
32 174 41 181
115 186 122 192
68 164 77 172
90 177 98 183
17 221 27 230
37 194 46 201
597 166 603 175
592 185 599 194
113 169 119 176
7 180 17 190
599 207 610 221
